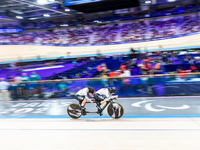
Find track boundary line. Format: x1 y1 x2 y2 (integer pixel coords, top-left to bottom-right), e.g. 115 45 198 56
0 115 200 119
0 129 200 131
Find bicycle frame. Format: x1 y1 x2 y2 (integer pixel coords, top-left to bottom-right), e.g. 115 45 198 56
82 99 114 114
100 99 114 112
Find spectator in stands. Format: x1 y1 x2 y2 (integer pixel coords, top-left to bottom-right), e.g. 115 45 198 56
190 64 197 72
153 61 162 74
176 66 182 73
162 53 169 64
100 73 108 87
97 65 103 75
0 78 10 103
117 70 124 76
120 63 126 72
123 78 130 85
109 71 116 77
101 63 108 73
119 68 131 77
183 55 191 64
58 81 69 92
178 67 191 79
14 73 22 82
13 62 19 67
21 73 30 98
7 75 15 97
14 73 23 97
30 72 41 94
127 59 137 68
75 73 81 78
30 72 41 81
108 71 117 86
72 60 77 66
7 74 14 82
140 59 151 74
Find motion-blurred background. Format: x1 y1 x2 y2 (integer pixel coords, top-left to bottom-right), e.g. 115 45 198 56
0 0 200 100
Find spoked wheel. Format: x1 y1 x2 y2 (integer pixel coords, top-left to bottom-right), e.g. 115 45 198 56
107 102 124 119
67 103 82 119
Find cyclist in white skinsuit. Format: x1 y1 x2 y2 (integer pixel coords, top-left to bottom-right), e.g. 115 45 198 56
95 87 118 104
75 87 94 110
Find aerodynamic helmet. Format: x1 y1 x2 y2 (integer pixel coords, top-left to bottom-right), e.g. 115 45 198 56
88 87 94 94
108 87 116 94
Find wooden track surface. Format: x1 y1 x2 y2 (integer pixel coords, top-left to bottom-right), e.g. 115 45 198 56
0 118 200 150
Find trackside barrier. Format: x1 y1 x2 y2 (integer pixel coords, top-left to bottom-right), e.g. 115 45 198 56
4 72 200 100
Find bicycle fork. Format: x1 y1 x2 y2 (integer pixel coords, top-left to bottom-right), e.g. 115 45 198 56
96 102 102 113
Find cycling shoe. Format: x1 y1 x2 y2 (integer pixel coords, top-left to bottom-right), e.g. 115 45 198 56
80 106 86 110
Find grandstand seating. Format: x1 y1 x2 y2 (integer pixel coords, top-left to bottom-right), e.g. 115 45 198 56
0 15 200 45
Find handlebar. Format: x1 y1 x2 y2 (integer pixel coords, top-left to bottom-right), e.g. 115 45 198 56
86 98 117 103
110 98 117 100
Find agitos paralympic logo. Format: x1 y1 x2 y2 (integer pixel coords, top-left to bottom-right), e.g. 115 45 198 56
131 100 190 112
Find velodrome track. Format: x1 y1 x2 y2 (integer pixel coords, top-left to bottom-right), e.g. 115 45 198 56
1 96 200 118
0 96 200 150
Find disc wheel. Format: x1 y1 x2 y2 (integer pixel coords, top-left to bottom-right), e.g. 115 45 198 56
107 102 124 119
67 103 82 119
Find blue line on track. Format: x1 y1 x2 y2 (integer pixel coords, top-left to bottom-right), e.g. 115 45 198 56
0 129 199 131
0 115 200 119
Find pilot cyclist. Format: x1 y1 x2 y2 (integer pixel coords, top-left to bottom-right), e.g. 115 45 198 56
75 87 94 111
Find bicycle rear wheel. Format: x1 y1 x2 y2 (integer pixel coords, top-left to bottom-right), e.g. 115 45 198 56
67 103 82 119
107 102 124 119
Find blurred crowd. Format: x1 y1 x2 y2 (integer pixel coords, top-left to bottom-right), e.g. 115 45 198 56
120 21 146 41
92 24 119 43
0 15 200 45
1 48 200 100
149 18 178 38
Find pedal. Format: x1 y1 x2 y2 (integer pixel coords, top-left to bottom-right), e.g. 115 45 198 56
99 112 103 116
80 106 86 111
97 108 103 116
82 110 87 116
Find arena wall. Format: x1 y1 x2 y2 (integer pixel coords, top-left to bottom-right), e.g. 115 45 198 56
0 32 200 63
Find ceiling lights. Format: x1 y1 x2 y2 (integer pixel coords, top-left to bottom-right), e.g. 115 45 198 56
60 24 69 26
37 0 48 4
16 16 23 19
29 18 37 20
43 14 50 17
65 8 70 12
145 1 151 4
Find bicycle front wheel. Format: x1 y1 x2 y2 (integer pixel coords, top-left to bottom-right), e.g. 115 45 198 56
107 102 124 119
67 103 82 119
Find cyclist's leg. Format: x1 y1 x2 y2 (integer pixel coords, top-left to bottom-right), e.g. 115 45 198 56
94 93 105 103
95 94 107 105
75 95 86 109
94 93 105 111
82 98 87 107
